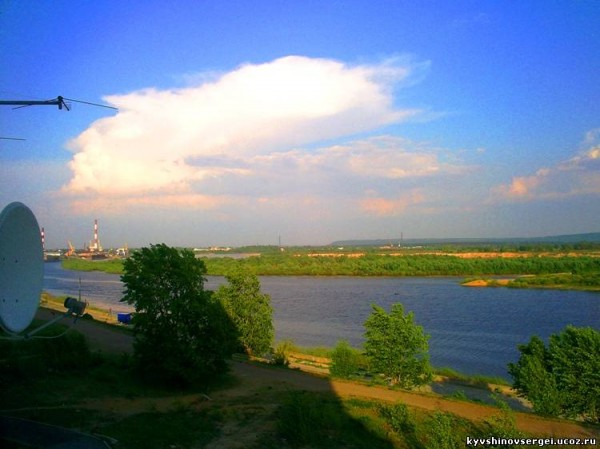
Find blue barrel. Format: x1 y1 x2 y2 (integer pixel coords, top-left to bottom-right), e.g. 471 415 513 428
117 313 132 324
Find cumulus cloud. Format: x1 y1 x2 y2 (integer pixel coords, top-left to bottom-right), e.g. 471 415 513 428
62 56 422 204
490 141 600 202
59 54 479 233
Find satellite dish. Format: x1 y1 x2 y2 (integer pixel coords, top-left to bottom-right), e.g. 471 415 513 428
0 202 43 334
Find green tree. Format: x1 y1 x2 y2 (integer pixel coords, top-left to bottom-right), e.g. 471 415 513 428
364 303 432 389
507 336 562 416
214 270 274 356
509 326 600 421
330 340 360 379
121 244 236 385
549 326 600 421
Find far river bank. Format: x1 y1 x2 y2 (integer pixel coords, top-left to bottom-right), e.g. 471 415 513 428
60 253 600 291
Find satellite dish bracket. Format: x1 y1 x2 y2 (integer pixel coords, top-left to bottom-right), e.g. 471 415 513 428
0 297 87 340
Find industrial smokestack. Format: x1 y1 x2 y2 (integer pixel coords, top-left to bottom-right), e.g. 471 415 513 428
94 219 99 251
41 227 45 251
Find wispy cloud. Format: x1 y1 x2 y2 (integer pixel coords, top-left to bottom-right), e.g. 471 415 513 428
359 189 426 216
490 134 600 202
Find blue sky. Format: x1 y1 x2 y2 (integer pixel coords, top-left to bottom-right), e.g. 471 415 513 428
1 1 599 248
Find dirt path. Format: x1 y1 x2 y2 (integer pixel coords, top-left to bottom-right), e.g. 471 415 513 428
37 308 133 353
231 362 598 439
37 308 599 440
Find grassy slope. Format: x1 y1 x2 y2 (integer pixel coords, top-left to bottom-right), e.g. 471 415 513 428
3 313 598 448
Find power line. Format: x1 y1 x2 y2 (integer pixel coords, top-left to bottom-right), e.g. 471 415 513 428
0 95 117 111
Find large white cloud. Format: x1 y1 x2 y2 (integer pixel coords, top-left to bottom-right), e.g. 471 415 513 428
62 56 422 200
59 54 482 232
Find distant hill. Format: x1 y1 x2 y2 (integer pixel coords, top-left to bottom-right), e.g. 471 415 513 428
331 232 600 247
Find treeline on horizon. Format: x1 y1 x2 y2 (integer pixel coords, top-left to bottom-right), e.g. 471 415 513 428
212 240 600 254
63 252 600 278
202 253 600 277
331 232 600 248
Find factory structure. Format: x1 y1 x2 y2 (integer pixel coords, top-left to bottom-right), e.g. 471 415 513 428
43 219 128 261
77 219 106 259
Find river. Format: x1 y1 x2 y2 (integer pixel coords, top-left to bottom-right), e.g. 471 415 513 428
43 262 599 379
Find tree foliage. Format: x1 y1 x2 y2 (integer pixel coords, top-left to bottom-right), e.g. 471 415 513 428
509 326 600 421
507 336 562 416
121 244 236 385
364 303 432 389
214 270 274 356
64 253 600 283
330 340 361 379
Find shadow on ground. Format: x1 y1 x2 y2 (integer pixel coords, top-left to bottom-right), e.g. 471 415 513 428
430 378 530 412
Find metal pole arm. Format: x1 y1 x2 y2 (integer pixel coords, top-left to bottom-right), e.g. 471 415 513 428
23 311 72 338
0 100 60 106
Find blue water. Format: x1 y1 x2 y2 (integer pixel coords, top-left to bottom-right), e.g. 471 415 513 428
44 262 599 379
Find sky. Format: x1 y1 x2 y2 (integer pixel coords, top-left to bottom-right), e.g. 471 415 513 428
1 1 599 248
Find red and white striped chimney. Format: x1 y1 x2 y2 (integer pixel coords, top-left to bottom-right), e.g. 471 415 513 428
94 219 99 251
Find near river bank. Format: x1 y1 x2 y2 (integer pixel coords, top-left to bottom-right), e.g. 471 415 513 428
24 306 600 446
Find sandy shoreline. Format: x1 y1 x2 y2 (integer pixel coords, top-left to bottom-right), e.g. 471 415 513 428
462 279 512 287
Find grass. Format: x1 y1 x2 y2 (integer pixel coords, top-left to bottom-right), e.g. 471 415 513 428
285 341 511 387
99 408 221 449
433 367 510 387
462 273 600 292
507 272 600 291
271 391 395 449
287 342 333 358
267 393 530 449
62 257 124 274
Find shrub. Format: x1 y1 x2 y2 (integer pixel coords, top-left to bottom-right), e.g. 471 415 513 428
330 340 361 379
272 340 293 366
377 402 416 435
423 412 463 449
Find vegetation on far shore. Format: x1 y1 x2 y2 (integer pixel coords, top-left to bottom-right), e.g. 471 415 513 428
462 273 600 291
63 251 600 276
61 249 600 291
62 257 124 274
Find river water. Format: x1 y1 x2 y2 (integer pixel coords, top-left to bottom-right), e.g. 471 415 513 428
43 262 599 379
